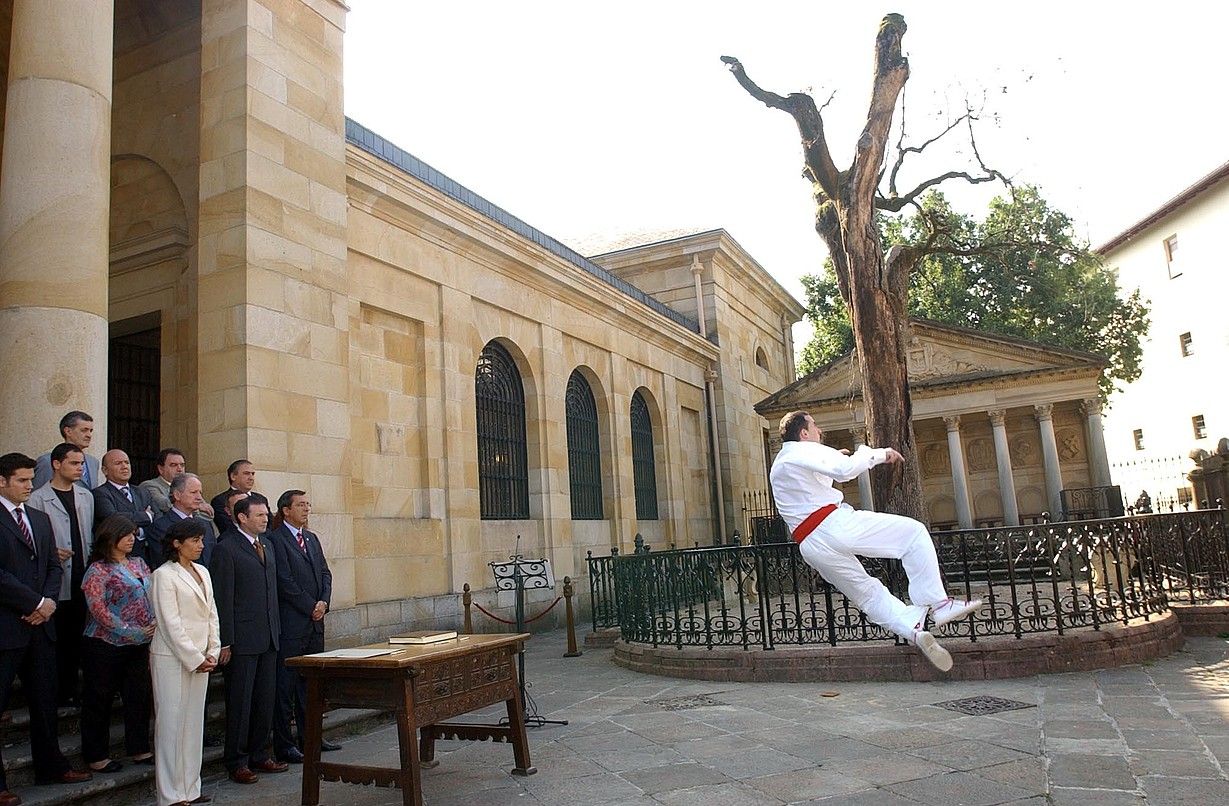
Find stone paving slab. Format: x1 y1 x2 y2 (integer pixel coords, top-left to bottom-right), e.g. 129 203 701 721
126 633 1229 805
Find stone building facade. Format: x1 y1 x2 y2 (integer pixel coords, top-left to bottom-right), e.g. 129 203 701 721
756 321 1113 529
0 1 803 643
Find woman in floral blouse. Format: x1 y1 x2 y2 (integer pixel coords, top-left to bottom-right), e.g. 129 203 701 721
79 514 156 772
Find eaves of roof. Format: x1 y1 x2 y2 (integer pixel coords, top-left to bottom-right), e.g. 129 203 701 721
1095 160 1229 254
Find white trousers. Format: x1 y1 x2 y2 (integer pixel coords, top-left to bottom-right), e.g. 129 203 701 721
151 654 209 806
798 505 948 640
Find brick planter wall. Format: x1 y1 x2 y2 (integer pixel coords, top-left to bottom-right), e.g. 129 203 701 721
612 612 1185 682
1170 603 1229 636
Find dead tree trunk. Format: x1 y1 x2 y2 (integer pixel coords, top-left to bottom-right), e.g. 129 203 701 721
723 14 926 520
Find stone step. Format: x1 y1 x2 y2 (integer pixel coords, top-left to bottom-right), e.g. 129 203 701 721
5 707 390 806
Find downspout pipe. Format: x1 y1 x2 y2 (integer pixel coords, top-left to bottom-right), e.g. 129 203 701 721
692 255 728 543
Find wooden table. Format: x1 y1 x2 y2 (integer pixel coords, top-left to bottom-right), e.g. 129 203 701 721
285 632 535 806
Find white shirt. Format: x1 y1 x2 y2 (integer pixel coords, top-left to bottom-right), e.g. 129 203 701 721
769 440 888 532
239 528 261 547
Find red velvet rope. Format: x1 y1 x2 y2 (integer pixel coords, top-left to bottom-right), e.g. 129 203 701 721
471 596 562 625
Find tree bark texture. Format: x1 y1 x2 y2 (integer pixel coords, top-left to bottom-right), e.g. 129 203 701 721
724 14 927 521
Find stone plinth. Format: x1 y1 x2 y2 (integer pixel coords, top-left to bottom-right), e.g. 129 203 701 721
613 611 1185 682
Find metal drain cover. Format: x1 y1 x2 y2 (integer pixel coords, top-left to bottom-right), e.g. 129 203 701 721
932 696 1037 716
649 694 726 711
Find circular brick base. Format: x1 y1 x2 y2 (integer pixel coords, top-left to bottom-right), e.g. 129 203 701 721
612 611 1185 682
1169 602 1229 636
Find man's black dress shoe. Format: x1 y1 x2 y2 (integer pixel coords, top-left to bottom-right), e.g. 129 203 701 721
277 747 304 764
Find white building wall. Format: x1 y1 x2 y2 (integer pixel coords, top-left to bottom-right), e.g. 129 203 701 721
1101 174 1229 504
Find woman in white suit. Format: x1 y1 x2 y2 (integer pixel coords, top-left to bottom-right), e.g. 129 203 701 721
150 518 220 806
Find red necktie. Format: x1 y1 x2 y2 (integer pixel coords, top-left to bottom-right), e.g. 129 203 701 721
13 507 35 555
296 530 307 554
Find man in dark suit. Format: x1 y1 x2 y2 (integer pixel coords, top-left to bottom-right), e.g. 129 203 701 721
0 453 92 806
269 490 338 763
33 411 101 490
146 473 218 569
209 459 269 536
210 497 288 784
92 449 157 563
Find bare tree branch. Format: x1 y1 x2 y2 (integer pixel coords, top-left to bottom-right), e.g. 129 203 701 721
720 55 843 201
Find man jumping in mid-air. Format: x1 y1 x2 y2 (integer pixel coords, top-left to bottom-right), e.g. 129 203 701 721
769 411 981 671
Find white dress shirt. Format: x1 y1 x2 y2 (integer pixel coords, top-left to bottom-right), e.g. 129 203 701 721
769 440 888 532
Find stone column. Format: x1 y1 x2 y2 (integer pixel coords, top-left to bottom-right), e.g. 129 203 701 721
988 409 1020 526
1081 398 1112 488
0 1 114 454
943 415 974 529
1034 403 1065 519
852 430 875 511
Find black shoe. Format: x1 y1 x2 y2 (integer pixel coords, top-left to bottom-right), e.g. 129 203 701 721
276 747 304 764
320 740 342 752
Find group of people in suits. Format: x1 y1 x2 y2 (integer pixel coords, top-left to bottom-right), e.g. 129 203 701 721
0 411 337 806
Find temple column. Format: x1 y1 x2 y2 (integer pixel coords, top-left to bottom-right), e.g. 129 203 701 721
1081 398 1112 487
988 409 1020 526
943 415 974 529
1034 403 1065 519
0 0 114 453
852 430 875 511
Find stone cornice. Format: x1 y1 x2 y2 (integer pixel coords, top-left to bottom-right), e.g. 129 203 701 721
757 364 1102 418
592 229 807 324
346 149 719 367
109 227 189 275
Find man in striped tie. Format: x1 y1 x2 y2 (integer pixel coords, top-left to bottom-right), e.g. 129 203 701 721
0 453 93 806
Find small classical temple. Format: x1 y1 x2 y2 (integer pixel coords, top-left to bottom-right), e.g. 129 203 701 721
756 320 1114 529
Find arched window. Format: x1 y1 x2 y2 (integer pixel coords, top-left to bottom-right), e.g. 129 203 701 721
475 341 529 519
755 346 770 371
630 390 658 520
565 370 603 520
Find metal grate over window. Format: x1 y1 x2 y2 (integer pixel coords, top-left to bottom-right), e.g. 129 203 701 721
565 371 603 520
630 390 659 520
476 342 529 519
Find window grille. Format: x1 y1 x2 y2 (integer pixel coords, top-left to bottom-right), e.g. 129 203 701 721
475 342 529 519
566 371 603 519
631 390 659 520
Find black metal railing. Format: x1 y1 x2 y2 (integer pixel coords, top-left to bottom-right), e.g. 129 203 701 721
1062 485 1126 520
586 509 1228 647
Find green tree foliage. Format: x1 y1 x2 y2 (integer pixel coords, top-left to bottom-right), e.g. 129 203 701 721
797 187 1150 397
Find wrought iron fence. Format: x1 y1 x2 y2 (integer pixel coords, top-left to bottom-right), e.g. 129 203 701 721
588 509 1228 648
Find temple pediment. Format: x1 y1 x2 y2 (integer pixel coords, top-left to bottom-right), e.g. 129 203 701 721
758 319 1105 412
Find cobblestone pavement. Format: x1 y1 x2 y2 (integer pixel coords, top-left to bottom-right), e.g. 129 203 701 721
180 632 1229 805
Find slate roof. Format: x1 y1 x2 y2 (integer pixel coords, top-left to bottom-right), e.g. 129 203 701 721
344 118 706 338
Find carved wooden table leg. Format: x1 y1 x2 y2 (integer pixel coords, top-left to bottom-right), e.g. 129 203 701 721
418 723 439 769
301 674 324 805
506 687 536 776
396 678 424 806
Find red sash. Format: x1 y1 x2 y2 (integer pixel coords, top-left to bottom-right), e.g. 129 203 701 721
792 504 838 544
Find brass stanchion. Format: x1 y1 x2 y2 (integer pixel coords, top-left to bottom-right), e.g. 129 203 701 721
462 582 473 635
563 576 582 657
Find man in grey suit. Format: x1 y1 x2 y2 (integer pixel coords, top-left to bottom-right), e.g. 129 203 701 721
33 411 100 491
28 444 95 707
269 490 337 763
92 450 156 561
211 497 288 784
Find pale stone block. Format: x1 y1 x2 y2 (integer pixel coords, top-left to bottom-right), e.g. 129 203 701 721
244 305 311 356
277 352 347 400
316 399 350 439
